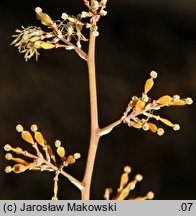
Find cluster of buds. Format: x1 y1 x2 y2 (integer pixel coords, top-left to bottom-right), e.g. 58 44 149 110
11 1 108 61
82 0 108 36
104 166 154 200
11 26 56 61
4 124 81 200
122 71 193 136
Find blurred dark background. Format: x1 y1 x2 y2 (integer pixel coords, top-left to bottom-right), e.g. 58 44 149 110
0 0 195 199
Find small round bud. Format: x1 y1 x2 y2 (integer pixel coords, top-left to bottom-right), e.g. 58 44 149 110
173 124 180 131
147 191 154 199
16 124 23 132
135 174 143 182
5 166 12 173
185 97 193 105
124 166 131 174
35 7 42 14
157 128 164 136
31 124 38 132
4 144 11 151
100 9 107 16
81 11 90 18
93 31 99 37
142 94 149 102
91 1 99 10
101 0 108 5
5 153 12 160
74 153 81 159
173 95 180 102
132 96 138 101
150 71 158 79
143 123 150 131
55 140 61 148
61 13 68 20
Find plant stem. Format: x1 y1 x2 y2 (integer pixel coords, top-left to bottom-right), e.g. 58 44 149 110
41 158 84 190
99 118 123 136
81 31 100 200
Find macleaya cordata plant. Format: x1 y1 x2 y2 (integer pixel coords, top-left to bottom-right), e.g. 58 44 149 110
4 0 193 200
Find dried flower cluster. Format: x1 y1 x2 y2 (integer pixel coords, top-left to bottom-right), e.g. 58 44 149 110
121 71 193 136
104 166 154 200
4 124 82 200
11 0 107 61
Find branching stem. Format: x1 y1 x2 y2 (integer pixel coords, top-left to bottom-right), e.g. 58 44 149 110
81 29 100 200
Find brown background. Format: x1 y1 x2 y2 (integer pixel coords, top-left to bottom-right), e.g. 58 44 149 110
0 0 195 199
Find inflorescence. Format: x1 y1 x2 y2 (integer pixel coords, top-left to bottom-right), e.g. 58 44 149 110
104 166 154 200
121 71 193 136
4 124 81 200
11 0 108 61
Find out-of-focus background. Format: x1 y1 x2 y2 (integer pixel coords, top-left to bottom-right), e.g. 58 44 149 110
0 0 195 199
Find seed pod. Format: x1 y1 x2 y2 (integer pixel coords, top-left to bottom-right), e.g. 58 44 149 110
57 146 66 158
118 173 129 192
29 36 41 43
35 7 53 26
148 123 158 133
13 158 29 166
130 122 143 129
135 100 145 110
40 42 55 49
156 95 172 105
66 155 75 164
104 188 112 200
22 131 34 144
116 188 129 200
159 118 174 127
34 131 45 147
46 145 56 162
13 164 26 174
172 100 186 106
76 24 83 32
144 78 154 94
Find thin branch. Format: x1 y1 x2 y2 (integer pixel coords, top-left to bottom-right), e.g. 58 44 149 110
41 158 84 191
99 118 122 136
51 24 88 61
